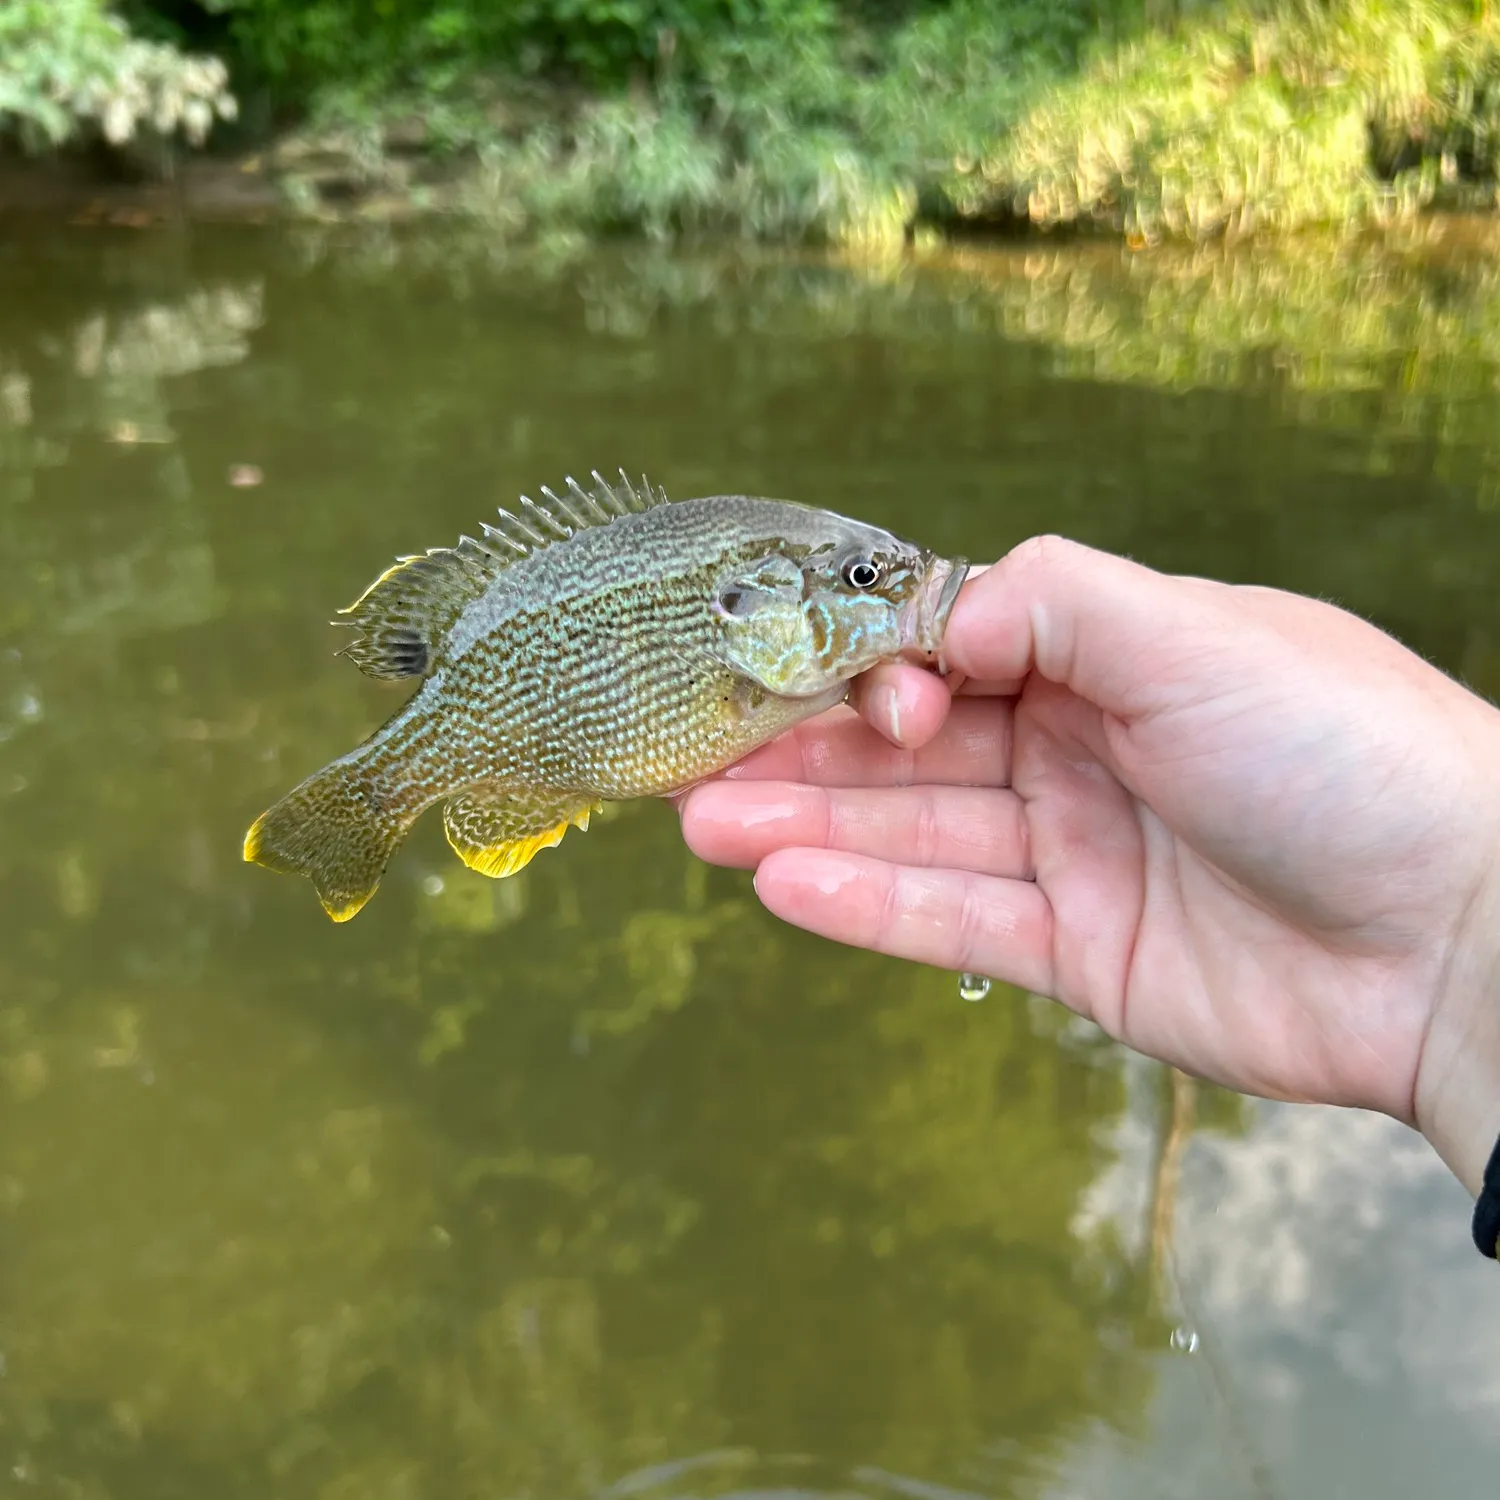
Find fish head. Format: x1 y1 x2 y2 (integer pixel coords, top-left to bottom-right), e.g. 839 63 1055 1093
711 507 968 699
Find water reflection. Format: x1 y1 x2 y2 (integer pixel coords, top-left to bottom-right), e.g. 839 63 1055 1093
1062 1095 1500 1498
0 221 1497 1497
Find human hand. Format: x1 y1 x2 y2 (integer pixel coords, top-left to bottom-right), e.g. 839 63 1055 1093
679 537 1500 1194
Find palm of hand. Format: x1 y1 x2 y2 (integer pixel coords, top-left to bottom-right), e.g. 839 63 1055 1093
680 572 1496 1125
1014 667 1456 1120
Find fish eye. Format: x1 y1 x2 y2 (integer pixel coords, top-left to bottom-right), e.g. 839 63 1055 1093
842 556 883 590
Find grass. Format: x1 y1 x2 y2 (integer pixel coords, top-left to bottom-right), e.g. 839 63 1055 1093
963 0 1500 242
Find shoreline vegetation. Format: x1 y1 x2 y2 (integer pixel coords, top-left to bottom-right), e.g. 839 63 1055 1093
7 3 1500 246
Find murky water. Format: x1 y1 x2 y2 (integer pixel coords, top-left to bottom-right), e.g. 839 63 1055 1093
3 220 1500 1499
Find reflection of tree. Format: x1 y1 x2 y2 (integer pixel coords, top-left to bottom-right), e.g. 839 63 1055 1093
0 258 263 722
3 222 1500 1497
0 248 261 463
0 241 1160 1490
232 222 1500 673
0 828 1155 1497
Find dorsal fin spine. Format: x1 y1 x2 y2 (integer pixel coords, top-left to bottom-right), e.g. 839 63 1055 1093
333 468 669 681
520 495 572 541
540 484 588 530
566 475 610 523
490 513 540 549
506 510 549 547
480 520 527 555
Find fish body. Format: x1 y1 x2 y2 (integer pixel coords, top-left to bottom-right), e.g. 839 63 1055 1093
245 472 967 921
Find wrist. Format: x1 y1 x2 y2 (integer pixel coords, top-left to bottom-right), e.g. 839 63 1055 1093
1415 815 1500 1200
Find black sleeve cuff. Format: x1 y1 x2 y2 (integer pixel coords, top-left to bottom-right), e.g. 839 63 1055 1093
1473 1132 1500 1259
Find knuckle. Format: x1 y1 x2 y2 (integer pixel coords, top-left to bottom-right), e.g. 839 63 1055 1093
818 787 839 846
1012 801 1035 879
1004 532 1085 585
874 867 905 946
956 878 986 972
913 793 941 867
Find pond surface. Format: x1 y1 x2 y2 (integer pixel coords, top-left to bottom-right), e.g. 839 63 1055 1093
2 219 1499 1499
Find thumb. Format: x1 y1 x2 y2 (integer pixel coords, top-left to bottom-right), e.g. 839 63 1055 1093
945 535 1237 721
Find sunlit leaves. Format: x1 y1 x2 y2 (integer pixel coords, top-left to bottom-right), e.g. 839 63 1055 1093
0 0 236 151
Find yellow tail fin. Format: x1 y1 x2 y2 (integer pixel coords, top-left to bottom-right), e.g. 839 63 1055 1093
243 757 408 922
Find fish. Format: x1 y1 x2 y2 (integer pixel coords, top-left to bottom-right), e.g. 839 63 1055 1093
243 470 968 922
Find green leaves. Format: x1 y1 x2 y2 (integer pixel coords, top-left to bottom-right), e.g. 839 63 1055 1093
18 1 1500 246
958 0 1500 241
0 0 236 150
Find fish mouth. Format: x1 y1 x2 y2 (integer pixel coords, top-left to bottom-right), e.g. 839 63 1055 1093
906 554 969 658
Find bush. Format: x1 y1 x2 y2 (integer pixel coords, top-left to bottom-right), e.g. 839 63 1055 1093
194 0 852 92
469 93 907 246
957 0 1500 240
18 1 1500 246
0 0 236 150
464 0 1096 243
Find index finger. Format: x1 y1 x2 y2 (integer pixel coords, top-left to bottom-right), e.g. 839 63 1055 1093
722 697 1013 789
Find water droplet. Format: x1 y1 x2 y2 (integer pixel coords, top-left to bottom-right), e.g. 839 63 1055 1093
422 874 445 897
1170 1325 1200 1354
958 972 991 1002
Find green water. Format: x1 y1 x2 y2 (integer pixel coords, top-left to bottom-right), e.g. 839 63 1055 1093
2 221 1499 1500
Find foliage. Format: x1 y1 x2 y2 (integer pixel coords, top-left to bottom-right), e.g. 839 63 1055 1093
0 0 236 150
962 0 1500 240
18 2 1500 243
153 0 864 91
849 0 1094 171
466 93 914 245
449 1 1102 244
268 1 1500 244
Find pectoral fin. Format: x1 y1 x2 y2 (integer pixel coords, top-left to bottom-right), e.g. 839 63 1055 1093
442 788 601 879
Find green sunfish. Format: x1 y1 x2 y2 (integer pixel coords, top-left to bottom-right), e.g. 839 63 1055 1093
244 471 968 921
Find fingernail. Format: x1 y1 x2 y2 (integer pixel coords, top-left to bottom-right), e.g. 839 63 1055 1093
871 683 902 744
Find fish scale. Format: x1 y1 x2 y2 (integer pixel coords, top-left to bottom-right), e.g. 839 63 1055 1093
244 469 966 921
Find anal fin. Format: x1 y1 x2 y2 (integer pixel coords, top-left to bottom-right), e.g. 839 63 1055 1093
442 787 601 880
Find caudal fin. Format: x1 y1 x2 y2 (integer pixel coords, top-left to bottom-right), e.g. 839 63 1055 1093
243 757 408 922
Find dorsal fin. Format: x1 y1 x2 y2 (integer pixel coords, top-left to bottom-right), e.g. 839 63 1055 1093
334 470 667 680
